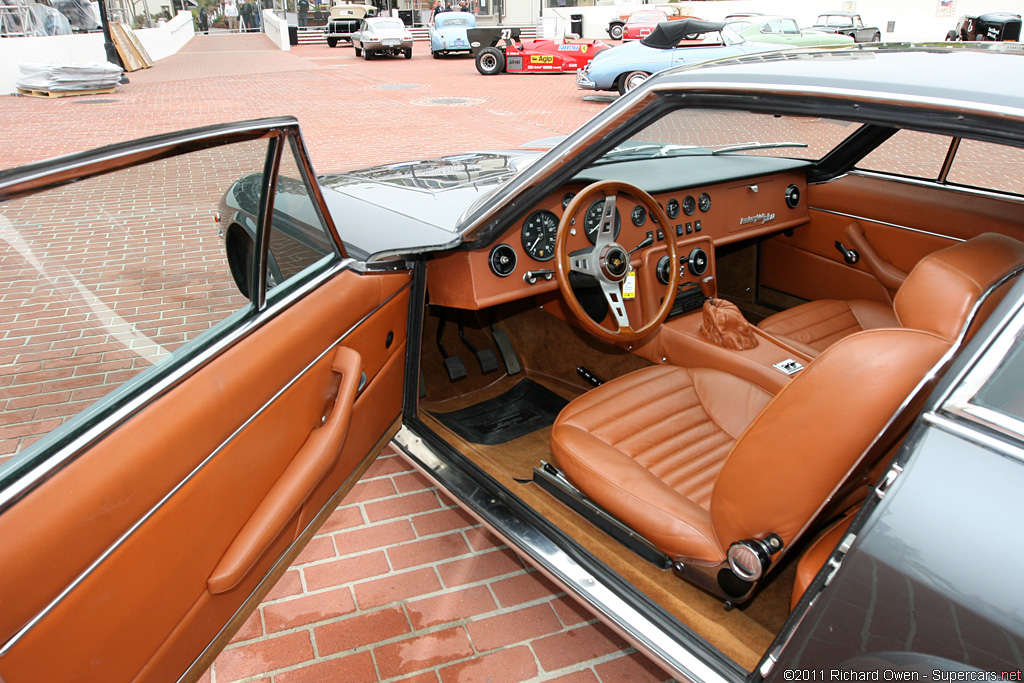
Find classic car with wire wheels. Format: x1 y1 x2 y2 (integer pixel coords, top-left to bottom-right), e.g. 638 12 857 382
468 26 608 75
323 0 376 46
352 16 414 59
806 12 881 42
3 43 1024 683
429 10 475 57
945 12 1022 41
577 19 782 94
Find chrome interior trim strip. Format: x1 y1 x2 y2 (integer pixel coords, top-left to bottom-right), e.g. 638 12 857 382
924 412 1024 465
805 207 965 242
0 279 411 655
393 426 732 683
0 258 353 515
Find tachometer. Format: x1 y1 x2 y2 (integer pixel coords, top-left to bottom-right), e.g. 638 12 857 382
521 210 559 261
666 198 680 219
584 200 621 245
682 195 697 216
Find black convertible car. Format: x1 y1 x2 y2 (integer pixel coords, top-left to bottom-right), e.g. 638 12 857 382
1 43 1023 682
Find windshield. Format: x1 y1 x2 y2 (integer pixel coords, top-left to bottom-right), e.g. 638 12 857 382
592 109 862 165
371 19 403 30
438 16 471 25
629 11 666 23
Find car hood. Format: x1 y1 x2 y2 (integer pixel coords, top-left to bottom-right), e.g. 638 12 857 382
319 151 543 261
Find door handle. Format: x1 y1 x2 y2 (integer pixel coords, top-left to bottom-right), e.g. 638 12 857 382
208 346 363 595
845 222 908 292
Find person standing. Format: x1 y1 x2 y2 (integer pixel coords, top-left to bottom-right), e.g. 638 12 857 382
430 0 442 23
298 0 308 26
223 0 238 30
198 4 209 32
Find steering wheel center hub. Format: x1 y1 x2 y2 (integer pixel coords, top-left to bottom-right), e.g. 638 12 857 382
601 245 630 281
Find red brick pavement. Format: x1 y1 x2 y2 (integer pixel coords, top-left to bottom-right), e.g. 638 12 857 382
2 34 671 683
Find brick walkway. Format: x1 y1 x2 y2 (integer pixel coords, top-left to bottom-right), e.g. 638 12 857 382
2 34 668 683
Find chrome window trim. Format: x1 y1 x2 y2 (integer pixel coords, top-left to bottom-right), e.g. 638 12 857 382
393 426 732 683
924 411 1024 466
805 207 966 242
0 278 411 656
848 169 1024 203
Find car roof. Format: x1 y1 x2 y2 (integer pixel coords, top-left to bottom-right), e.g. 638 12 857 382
655 44 1024 115
641 19 727 48
817 11 859 17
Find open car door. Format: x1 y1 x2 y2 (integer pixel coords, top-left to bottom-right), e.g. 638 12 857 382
0 118 410 681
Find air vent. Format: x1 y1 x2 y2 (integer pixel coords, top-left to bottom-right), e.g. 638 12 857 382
489 244 517 278
785 184 801 209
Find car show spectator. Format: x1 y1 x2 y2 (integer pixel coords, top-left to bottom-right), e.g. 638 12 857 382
297 0 308 26
198 5 209 32
222 0 238 29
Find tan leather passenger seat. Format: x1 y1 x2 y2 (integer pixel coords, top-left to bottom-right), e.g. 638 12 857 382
790 514 854 610
758 233 1023 357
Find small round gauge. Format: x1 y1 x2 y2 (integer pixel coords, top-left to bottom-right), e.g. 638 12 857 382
631 206 647 227
489 244 517 277
682 195 697 216
561 192 576 210
698 192 712 212
666 198 680 220
584 200 622 245
521 209 559 261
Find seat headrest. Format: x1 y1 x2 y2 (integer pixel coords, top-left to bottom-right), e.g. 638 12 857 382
894 233 1024 340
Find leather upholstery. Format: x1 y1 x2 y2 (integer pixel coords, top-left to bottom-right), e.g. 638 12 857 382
551 327 950 570
551 365 773 563
894 232 1024 341
757 299 897 357
759 233 1024 356
791 514 854 610
700 299 759 350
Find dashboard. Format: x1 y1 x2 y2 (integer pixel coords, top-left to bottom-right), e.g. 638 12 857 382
427 166 810 314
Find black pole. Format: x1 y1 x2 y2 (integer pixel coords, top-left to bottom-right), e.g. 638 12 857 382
97 0 130 82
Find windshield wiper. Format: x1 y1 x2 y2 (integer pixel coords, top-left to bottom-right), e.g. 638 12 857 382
599 143 700 161
710 141 809 155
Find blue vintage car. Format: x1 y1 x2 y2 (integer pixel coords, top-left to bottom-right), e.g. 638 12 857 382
430 11 475 58
577 18 782 95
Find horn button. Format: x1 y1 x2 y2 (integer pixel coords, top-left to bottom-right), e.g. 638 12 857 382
600 245 630 281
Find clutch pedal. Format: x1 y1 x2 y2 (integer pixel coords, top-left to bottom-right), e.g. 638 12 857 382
435 312 466 381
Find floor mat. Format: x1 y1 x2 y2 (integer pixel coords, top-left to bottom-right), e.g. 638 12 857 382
429 379 569 446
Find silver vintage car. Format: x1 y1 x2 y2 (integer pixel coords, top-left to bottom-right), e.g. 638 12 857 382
352 16 414 60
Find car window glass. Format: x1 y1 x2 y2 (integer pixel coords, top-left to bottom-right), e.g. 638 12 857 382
0 141 263 468
762 21 776 33
265 140 339 300
946 138 1024 196
854 16 863 27
971 342 1024 423
856 130 950 180
780 19 799 34
615 109 861 161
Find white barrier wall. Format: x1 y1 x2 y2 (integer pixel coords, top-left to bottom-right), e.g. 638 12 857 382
1 11 194 95
262 8 291 51
544 0 1023 41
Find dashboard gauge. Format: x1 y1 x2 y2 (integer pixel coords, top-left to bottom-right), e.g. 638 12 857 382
698 192 712 212
521 210 559 261
561 192 576 210
584 199 621 245
682 195 697 216
631 206 647 227
489 244 517 277
666 198 680 219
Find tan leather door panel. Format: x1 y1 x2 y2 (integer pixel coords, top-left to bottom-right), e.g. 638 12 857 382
760 173 1024 304
0 268 411 682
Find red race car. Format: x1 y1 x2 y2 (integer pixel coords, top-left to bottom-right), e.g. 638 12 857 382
469 27 609 75
621 9 668 40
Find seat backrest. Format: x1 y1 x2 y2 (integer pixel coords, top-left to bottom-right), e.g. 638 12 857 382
895 233 1024 341
709 327 951 552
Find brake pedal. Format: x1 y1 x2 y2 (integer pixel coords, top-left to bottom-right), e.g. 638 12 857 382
435 312 466 382
458 312 498 374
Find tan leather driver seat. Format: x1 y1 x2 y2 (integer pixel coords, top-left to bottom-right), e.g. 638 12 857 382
758 233 1024 357
551 233 1024 599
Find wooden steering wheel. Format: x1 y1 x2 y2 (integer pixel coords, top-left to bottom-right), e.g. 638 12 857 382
554 180 678 342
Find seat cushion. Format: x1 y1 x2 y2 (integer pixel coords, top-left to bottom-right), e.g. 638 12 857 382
551 365 773 563
757 299 899 357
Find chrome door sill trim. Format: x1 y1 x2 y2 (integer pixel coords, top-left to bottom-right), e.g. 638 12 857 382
392 424 737 683
0 280 410 657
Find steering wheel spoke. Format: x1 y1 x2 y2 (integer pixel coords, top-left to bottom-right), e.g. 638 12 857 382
594 195 618 248
568 247 598 276
599 279 631 330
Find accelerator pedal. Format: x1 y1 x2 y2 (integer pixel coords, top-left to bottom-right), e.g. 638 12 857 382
436 312 467 381
458 312 499 374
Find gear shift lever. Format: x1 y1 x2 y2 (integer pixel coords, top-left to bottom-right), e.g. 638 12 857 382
699 276 715 304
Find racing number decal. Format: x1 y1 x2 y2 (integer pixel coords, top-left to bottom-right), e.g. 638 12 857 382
530 55 554 64
500 28 512 40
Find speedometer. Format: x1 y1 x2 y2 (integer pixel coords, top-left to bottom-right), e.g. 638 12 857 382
521 210 559 261
584 200 621 245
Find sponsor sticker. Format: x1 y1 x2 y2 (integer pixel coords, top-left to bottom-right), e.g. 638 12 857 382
530 54 554 64
557 44 581 51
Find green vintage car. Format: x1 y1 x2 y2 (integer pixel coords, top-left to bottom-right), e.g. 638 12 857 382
730 14 855 47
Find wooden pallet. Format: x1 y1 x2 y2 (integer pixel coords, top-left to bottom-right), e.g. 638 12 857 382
17 87 116 99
